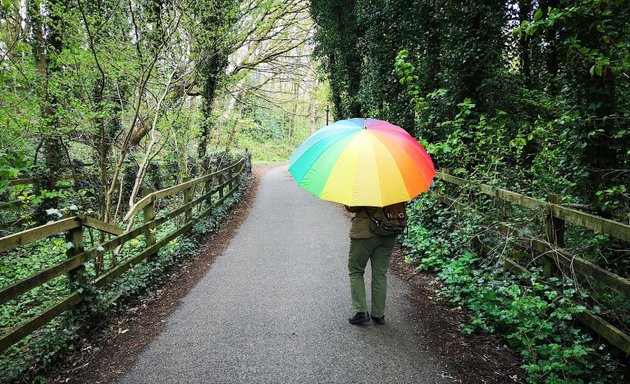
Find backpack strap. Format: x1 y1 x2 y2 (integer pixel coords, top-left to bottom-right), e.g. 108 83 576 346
363 207 381 226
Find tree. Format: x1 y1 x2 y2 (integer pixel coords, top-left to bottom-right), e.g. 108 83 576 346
192 0 317 157
310 0 363 119
521 0 630 210
188 0 241 159
27 0 70 222
226 0 312 115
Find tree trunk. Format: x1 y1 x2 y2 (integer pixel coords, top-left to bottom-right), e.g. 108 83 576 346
288 82 298 137
541 0 560 93
518 0 532 88
29 0 67 223
198 53 224 159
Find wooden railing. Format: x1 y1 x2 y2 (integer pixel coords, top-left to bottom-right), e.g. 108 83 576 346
0 157 249 352
434 170 630 355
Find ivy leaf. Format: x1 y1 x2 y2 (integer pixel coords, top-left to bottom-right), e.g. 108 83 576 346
46 208 59 216
595 65 603 76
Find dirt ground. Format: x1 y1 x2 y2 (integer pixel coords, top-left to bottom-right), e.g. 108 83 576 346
49 163 525 384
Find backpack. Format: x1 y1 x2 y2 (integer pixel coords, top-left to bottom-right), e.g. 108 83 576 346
365 202 408 237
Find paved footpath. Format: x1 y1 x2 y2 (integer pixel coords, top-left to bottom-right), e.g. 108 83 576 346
117 165 449 384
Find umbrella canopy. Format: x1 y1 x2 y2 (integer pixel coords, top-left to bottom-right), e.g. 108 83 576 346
289 118 435 207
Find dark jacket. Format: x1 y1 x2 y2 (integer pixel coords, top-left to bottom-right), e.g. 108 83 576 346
345 206 388 239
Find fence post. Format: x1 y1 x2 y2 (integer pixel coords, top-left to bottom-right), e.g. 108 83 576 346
184 182 192 223
66 216 85 284
228 166 234 193
204 175 213 210
544 194 565 276
218 171 225 200
143 188 156 260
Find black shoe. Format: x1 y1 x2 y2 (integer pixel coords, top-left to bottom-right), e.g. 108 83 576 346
371 315 385 325
348 311 370 325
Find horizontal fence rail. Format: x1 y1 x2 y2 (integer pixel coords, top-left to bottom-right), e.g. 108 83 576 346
434 170 630 355
0 157 249 352
437 172 630 242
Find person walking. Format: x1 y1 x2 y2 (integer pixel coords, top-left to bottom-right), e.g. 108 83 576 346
344 206 398 325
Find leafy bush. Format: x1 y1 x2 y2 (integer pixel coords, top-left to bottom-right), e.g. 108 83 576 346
403 193 624 384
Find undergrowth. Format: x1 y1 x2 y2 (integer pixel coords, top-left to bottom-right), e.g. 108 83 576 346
402 193 626 384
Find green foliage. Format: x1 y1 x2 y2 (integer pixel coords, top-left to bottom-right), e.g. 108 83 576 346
517 1 630 78
312 0 629 219
0 315 83 383
242 99 290 142
235 104 313 162
403 194 625 383
0 162 251 382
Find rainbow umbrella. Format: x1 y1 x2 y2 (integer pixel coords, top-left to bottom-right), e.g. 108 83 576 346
288 118 435 207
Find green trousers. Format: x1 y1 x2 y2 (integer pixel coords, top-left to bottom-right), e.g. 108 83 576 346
348 236 396 317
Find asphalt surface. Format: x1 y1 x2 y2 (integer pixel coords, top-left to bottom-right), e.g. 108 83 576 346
117 165 449 384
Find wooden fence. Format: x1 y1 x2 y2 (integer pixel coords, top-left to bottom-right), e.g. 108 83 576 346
0 157 249 352
434 170 630 355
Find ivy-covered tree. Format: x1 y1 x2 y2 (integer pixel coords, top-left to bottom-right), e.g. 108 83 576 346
190 0 241 159
355 0 421 132
27 0 70 222
521 0 630 212
310 0 363 119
